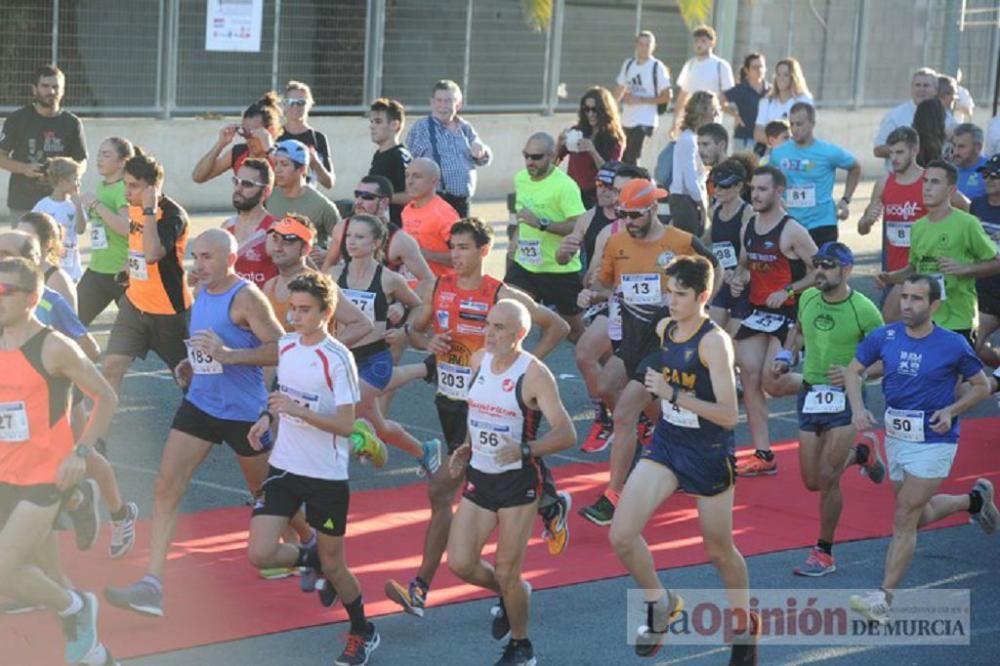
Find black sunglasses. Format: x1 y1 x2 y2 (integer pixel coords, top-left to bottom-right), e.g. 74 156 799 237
811 259 840 269
353 189 384 201
523 152 546 161
232 176 266 189
582 105 600 114
616 209 647 219
269 231 304 243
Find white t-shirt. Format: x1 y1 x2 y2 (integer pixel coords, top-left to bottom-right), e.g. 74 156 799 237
986 116 1000 158
269 332 360 481
30 196 83 282
754 93 814 127
676 54 735 97
616 57 672 129
874 101 917 148
670 129 707 203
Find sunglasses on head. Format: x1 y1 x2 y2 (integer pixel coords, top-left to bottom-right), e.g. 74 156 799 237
353 189 383 201
616 208 647 219
232 176 266 189
283 98 307 107
522 152 546 161
0 282 26 296
812 259 840 269
269 231 304 243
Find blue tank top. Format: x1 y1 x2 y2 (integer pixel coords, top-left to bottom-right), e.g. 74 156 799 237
187 279 267 421
652 317 734 452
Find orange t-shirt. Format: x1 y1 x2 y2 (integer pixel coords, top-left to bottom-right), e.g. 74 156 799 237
402 195 459 277
125 196 192 315
598 226 695 308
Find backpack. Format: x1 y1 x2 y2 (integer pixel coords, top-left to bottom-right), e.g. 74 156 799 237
626 57 668 115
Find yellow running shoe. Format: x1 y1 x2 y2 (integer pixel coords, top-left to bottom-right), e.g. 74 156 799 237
351 419 388 469
259 567 297 580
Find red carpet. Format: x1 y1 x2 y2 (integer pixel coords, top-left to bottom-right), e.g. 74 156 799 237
5 417 998 663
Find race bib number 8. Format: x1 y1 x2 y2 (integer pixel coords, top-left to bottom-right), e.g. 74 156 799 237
621 273 661 306
712 242 738 269
437 362 471 400
185 340 223 375
886 222 911 248
802 385 846 414
742 310 786 333
885 407 925 443
128 250 149 281
517 240 542 266
0 402 29 442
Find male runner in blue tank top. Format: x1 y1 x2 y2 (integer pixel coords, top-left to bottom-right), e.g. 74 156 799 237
608 255 758 664
105 229 296 617
844 274 996 624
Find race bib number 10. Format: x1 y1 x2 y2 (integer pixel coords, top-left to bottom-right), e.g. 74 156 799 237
802 385 845 414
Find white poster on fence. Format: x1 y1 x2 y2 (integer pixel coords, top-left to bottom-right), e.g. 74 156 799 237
205 0 263 52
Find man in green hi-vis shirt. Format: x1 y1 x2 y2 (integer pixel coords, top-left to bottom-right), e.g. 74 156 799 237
877 159 1000 345
505 132 587 341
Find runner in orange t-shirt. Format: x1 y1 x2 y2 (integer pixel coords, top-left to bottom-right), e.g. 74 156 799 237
401 157 460 277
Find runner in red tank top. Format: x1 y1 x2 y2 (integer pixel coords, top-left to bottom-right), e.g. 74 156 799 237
222 159 279 289
0 256 118 665
731 166 818 478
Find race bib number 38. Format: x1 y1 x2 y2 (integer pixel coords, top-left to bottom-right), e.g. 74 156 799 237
712 242 738 269
0 402 29 442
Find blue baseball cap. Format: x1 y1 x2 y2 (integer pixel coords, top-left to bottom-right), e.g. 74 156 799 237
814 241 854 266
273 139 308 167
596 160 622 186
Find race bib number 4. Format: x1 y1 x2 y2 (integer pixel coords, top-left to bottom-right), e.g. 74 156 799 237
886 222 911 248
437 362 472 400
712 242 738 269
621 273 661 306
0 402 29 442
885 407 925 443
786 185 816 208
802 385 846 414
90 224 109 250
517 240 542 266
185 340 223 375
662 398 699 428
342 288 376 322
128 250 149 281
742 310 786 333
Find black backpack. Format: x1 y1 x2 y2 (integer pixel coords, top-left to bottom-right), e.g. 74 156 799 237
625 57 668 115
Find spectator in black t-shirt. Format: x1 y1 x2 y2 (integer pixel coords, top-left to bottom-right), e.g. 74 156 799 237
723 52 769 154
277 80 334 189
368 98 412 227
191 92 282 184
0 64 88 225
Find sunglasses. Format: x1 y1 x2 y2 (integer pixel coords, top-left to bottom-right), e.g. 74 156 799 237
0 282 26 296
232 176 266 189
582 105 600 114
353 189 384 201
269 232 304 243
596 181 619 191
616 209 647 219
811 259 840 270
283 98 307 107
522 152 546 161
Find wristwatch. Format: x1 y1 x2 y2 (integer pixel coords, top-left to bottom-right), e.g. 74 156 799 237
142 206 156 216
520 442 533 460
73 444 93 459
537 217 551 231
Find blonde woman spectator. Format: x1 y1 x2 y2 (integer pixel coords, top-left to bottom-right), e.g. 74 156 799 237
278 80 335 189
753 57 812 145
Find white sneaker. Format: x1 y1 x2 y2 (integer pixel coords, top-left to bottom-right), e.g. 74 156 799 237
849 589 890 625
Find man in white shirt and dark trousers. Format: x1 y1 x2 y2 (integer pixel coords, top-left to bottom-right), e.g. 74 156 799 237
615 31 673 166
873 68 941 160
671 25 735 139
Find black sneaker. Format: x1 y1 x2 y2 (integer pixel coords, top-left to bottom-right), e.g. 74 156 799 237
68 479 101 551
580 493 615 526
317 578 339 607
729 611 760 665
494 638 536 665
635 590 684 658
491 581 531 641
335 622 380 666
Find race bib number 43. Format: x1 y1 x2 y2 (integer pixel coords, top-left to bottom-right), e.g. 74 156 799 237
0 402 29 442
742 310 786 333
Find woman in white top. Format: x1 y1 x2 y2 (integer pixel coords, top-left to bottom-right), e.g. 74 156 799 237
753 57 813 145
17 211 78 311
670 91 721 237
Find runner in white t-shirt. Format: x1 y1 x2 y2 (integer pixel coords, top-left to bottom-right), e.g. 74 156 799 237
670 25 735 138
615 30 672 165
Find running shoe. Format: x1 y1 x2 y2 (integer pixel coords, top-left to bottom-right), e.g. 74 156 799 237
849 589 890 625
494 638 536 665
580 419 614 454
635 589 684 657
490 581 532 642
68 479 101 551
970 478 998 535
637 412 655 447
856 432 886 484
80 643 119 666
541 491 572 555
728 611 760 666
317 578 340 607
793 547 836 577
104 580 163 617
580 492 616 526
350 419 388 469
419 438 443 476
299 567 320 593
335 622 380 666
109 502 139 559
735 451 777 477
385 578 426 617
259 567 297 580
62 591 99 664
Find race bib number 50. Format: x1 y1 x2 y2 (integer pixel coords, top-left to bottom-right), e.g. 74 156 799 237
885 407 925 443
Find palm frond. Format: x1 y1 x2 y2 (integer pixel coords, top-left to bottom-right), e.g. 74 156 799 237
521 0 553 32
676 0 713 26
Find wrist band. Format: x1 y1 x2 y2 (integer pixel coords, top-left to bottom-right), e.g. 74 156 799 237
775 350 794 366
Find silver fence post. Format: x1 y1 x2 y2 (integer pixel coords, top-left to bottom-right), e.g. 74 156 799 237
51 0 59 63
271 0 282 92
364 0 386 106
155 0 165 113
544 0 565 115
635 0 643 34
163 0 180 119
942 0 964 77
463 0 473 97
849 0 867 109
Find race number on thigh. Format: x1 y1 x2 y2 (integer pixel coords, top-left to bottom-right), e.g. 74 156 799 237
0 402 29 442
885 407 925 443
621 273 661 306
517 240 542 266
185 340 223 375
437 362 471 400
802 385 846 414
661 398 699 428
742 310 786 333
712 242 738 269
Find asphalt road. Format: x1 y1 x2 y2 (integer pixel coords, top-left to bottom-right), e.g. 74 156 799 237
65 189 1000 665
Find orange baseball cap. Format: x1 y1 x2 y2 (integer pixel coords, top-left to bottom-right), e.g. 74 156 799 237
270 216 315 244
618 178 668 210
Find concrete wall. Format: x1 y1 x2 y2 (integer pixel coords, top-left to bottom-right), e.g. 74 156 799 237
1 107 994 214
